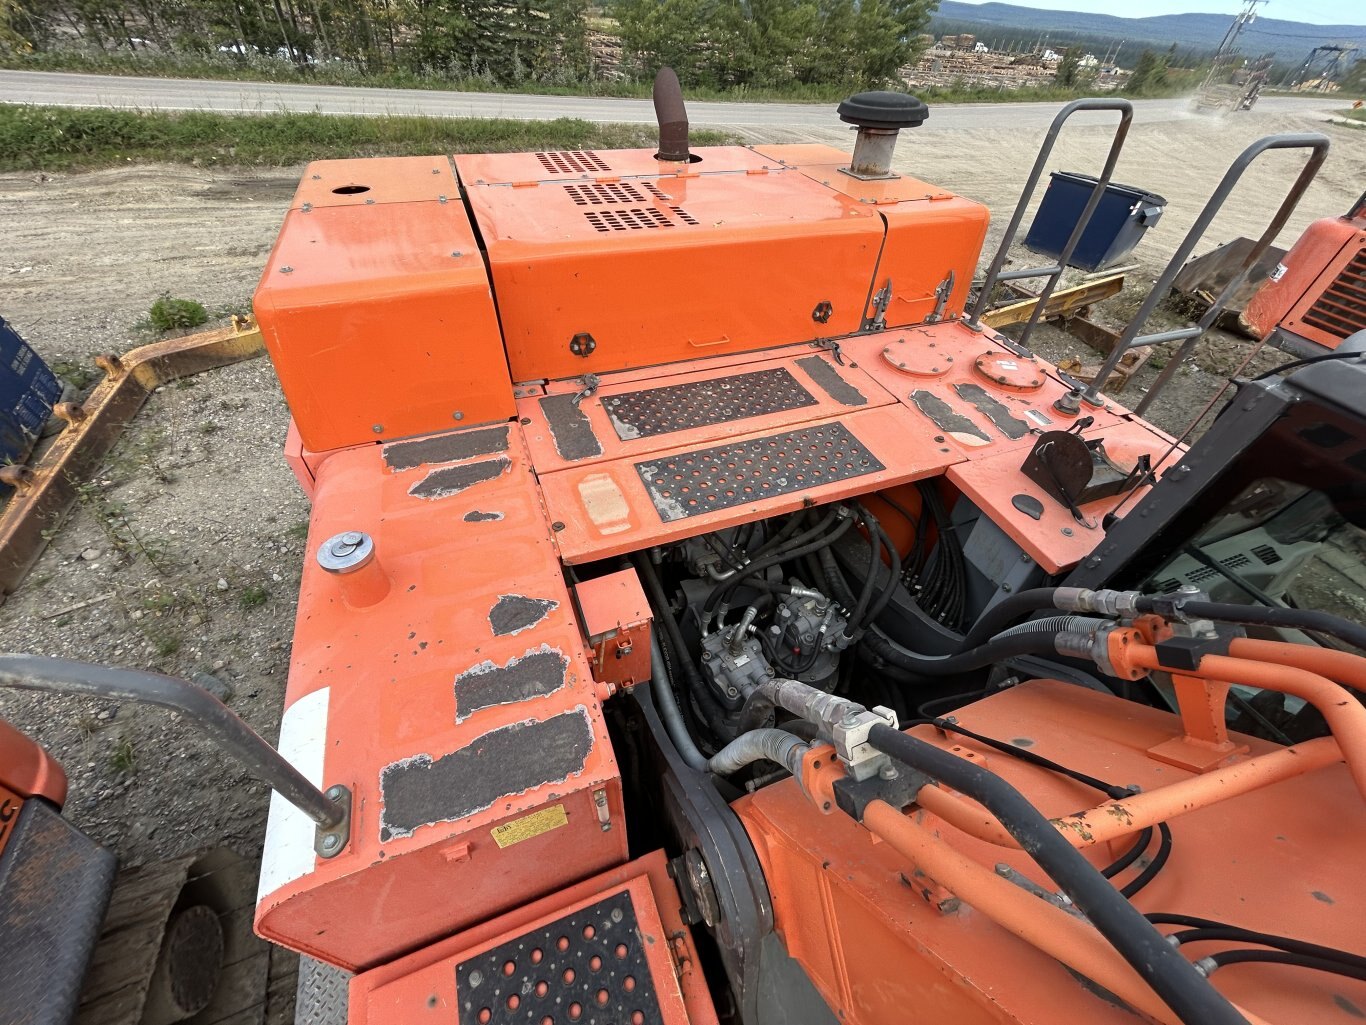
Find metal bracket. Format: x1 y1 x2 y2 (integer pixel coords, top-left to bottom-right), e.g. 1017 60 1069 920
925 270 956 324
570 372 600 408
832 763 928 821
314 784 352 858
569 332 596 358
831 705 899 781
862 280 893 332
811 300 833 324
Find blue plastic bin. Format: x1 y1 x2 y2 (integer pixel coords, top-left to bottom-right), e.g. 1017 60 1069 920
1 315 61 469
1024 171 1167 272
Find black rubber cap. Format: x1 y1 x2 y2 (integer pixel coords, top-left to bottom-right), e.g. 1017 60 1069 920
837 91 929 131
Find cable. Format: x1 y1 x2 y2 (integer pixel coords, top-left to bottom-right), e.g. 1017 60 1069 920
703 511 853 622
862 626 1059 677
866 726 1248 1025
1136 596 1366 651
1148 914 1366 972
1119 823 1171 899
1102 828 1153 879
1202 949 1366 983
850 508 882 633
957 588 1061 651
863 518 902 630
1251 350 1362 381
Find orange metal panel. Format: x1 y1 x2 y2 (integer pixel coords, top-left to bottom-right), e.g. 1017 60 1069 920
349 852 717 1025
752 143 860 166
0 717 67 807
454 145 777 185
254 426 624 971
254 199 514 453
575 568 652 690
463 168 885 382
517 349 897 476
947 418 1180 574
536 404 961 565
289 155 457 210
0 783 19 860
736 680 1366 1025
874 196 990 324
1245 215 1361 346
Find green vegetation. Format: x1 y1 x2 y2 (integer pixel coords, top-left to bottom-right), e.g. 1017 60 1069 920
239 584 269 608
0 105 731 172
149 293 209 332
109 735 137 773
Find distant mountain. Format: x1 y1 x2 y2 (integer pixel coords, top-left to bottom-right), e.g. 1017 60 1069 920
933 2 1366 57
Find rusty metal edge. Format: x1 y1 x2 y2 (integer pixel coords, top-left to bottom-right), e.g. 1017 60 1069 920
982 273 1126 329
0 316 266 602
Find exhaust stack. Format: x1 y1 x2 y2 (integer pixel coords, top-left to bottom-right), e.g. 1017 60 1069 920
653 67 692 163
837 91 929 181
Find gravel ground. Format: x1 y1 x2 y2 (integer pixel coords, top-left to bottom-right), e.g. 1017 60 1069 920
0 102 1361 1018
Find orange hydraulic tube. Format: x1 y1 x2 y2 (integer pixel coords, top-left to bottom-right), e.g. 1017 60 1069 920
1121 644 1366 798
916 735 1343 849
1229 637 1366 691
861 803 1271 1025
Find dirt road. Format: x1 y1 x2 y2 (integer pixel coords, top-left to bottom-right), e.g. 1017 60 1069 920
0 99 1361 1021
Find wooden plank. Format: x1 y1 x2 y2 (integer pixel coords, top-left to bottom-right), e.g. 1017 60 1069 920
982 273 1126 329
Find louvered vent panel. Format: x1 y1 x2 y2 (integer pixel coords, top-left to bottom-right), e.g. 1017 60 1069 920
535 150 612 174
1302 249 1366 340
584 208 675 232
563 182 648 205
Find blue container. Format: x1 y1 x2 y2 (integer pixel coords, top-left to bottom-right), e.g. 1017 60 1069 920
1 316 61 468
1024 171 1167 272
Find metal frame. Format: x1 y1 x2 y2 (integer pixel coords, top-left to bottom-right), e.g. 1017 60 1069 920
0 316 266 600
1086 133 1331 412
965 98 1134 352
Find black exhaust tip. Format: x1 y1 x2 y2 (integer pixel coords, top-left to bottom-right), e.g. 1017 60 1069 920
653 67 696 163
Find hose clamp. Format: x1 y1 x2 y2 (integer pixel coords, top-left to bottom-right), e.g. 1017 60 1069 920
831 705 899 782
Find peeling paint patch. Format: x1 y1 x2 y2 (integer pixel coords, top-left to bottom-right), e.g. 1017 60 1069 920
1312 890 1335 904
378 709 594 840
455 645 569 721
954 383 1029 440
489 593 559 636
797 355 867 406
910 390 990 443
409 457 510 499
384 425 509 470
463 510 504 522
541 394 602 461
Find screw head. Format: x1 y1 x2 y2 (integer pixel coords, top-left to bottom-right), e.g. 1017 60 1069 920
322 834 340 851
371 424 383 434
326 785 344 800
1061 527 1074 537
552 521 565 532
469 970 483 988
280 265 294 274
452 411 464 420
879 763 899 780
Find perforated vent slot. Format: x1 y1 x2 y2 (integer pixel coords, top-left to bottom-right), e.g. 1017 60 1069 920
1302 249 1366 340
564 182 648 206
670 206 700 225
1186 553 1252 583
1252 544 1282 566
584 208 675 232
643 182 672 202
536 150 612 174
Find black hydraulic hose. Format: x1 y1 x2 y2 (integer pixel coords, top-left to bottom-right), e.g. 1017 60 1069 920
1118 823 1171 899
1150 916 1366 972
633 552 729 733
818 545 858 610
850 510 882 633
1102 828 1154 879
862 627 1059 677
863 518 902 630
649 635 710 772
1203 949 1366 983
756 506 840 561
957 588 1061 650
1136 597 1366 652
866 725 1249 1025
703 513 853 620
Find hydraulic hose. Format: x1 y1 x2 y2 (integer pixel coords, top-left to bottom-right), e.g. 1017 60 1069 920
862 518 902 630
862 626 1060 677
633 552 729 735
1136 597 1366 652
1199 949 1366 984
1149 914 1366 973
704 512 854 622
956 587 1061 650
850 510 882 631
707 728 809 777
865 725 1249 1025
649 635 709 772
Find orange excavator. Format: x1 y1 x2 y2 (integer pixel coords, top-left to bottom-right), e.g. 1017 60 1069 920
2 73 1364 1025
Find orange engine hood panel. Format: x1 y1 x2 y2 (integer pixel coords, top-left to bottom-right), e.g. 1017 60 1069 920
254 424 624 972
254 168 514 453
460 163 886 382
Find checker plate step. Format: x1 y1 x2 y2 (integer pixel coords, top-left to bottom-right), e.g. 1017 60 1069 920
602 368 816 440
636 422 885 521
457 890 663 1025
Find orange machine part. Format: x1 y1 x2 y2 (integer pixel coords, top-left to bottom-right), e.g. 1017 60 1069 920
1245 212 1366 349
254 424 624 972
0 716 67 808
349 851 717 1025
254 161 514 453
736 680 1366 1025
574 568 653 692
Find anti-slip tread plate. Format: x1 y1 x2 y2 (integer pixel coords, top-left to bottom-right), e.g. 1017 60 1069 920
636 422 884 521
603 368 817 441
456 890 663 1025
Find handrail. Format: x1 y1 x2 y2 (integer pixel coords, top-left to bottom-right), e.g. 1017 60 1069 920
1085 132 1330 411
965 98 1134 352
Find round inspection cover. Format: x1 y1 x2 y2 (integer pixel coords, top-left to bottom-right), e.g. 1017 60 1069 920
974 351 1045 392
881 337 954 377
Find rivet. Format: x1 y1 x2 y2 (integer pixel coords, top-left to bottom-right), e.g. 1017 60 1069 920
301 202 312 212
1061 527 1074 537
469 970 483 988
365 198 375 205
311 174 321 180
451 250 462 257
280 265 294 273
552 521 566 531
520 417 532 425
453 411 464 420
372 424 383 434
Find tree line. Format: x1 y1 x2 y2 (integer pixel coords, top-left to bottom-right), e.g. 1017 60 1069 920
4 0 939 89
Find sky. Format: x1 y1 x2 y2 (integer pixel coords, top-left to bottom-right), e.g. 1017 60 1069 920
950 1 1364 26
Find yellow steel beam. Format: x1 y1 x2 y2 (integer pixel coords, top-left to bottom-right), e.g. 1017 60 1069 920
0 316 266 601
981 273 1126 329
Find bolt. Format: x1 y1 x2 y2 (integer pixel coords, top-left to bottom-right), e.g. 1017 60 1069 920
301 202 312 212
451 250 462 258
453 411 464 420
552 521 565 532
1061 527 1074 537
326 785 344 800
469 970 483 988
322 834 340 852
611 908 623 923
341 531 364 547
372 424 383 434
280 265 294 274
879 763 899 781
520 417 532 425
1001 583 1012 592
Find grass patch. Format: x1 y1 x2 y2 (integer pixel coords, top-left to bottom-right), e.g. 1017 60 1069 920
239 584 269 609
149 294 209 332
109 736 137 774
0 104 735 172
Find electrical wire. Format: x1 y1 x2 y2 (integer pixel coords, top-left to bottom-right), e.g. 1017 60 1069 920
1147 914 1366 973
1203 949 1366 983
1251 351 1362 381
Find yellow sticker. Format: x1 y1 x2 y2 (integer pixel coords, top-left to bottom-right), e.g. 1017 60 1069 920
491 804 569 849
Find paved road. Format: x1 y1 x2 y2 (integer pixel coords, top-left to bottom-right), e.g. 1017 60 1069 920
0 69 1341 131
